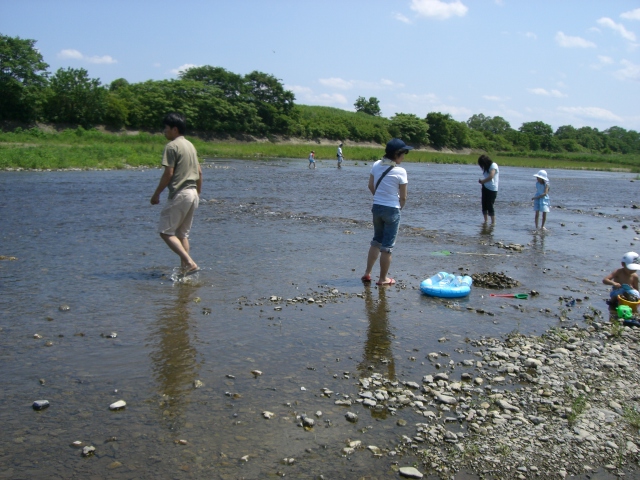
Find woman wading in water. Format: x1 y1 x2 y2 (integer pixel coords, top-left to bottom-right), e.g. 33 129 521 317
361 138 412 286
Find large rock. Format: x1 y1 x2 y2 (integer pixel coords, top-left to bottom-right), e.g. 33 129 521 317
399 466 424 478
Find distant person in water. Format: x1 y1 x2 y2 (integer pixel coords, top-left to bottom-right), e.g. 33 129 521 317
150 112 202 276
337 142 344 169
477 154 499 224
308 150 316 169
532 169 550 231
361 138 412 286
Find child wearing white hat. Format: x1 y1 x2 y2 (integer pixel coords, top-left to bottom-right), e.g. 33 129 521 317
602 252 640 306
531 170 550 230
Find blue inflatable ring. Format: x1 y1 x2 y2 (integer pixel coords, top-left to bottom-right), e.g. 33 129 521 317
420 271 472 298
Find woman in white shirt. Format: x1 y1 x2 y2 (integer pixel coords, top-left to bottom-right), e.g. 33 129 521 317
361 138 412 286
477 154 499 224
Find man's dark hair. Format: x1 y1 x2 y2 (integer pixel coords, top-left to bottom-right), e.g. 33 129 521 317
163 112 187 135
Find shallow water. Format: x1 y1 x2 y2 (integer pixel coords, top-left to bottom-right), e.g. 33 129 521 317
0 159 638 479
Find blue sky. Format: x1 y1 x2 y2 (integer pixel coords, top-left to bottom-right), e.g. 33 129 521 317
2 0 639 132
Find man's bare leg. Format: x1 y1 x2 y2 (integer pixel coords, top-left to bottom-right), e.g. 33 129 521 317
160 233 197 271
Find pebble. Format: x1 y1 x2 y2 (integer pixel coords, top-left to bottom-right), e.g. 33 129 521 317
32 400 49 411
263 411 275 419
251 370 262 376
345 412 358 423
109 400 126 410
81 446 95 457
193 380 204 388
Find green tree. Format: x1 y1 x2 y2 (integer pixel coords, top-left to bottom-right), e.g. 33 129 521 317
388 113 429 145
519 121 553 150
449 121 471 149
103 92 129 129
0 34 49 122
354 96 381 116
554 125 577 140
575 126 603 151
44 68 106 127
243 71 295 134
180 65 244 99
467 114 511 135
425 112 453 148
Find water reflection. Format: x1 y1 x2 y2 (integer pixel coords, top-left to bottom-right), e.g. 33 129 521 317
358 287 396 381
530 229 547 254
479 222 494 237
148 284 200 432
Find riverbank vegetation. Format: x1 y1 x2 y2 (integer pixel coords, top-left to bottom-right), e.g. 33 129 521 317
1 33 639 171
1 127 639 172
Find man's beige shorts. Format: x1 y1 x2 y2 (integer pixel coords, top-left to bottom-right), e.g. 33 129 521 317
158 188 199 238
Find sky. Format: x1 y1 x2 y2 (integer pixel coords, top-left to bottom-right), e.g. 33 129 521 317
2 0 640 132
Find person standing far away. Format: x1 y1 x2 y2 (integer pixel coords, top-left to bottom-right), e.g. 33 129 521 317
477 154 499 225
337 142 344 169
308 150 316 169
532 169 550 231
361 138 412 286
150 112 203 277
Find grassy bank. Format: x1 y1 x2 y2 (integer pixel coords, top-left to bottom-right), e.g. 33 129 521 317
1 128 639 172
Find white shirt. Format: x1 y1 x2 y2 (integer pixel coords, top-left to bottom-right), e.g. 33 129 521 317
483 162 499 191
370 159 408 208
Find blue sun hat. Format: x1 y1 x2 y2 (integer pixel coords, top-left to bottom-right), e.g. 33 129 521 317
385 138 414 156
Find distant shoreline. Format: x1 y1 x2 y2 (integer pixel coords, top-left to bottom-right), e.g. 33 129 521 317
1 128 638 173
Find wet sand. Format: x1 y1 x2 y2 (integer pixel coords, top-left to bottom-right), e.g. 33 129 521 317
0 160 639 479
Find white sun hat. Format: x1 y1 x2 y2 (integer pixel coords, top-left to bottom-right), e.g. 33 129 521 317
622 252 640 271
533 170 549 182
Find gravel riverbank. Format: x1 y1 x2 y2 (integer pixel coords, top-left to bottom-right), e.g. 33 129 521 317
329 308 640 479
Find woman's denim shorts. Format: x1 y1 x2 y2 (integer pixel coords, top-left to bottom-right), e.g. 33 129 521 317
370 204 401 253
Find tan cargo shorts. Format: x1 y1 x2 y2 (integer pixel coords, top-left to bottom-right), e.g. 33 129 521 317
157 187 199 238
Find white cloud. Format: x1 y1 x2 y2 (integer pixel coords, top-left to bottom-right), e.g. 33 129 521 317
621 8 640 21
590 55 615 69
58 49 83 60
528 88 566 98
380 78 405 88
170 64 199 75
397 92 439 103
319 77 353 89
555 31 596 48
394 12 412 24
410 0 468 20
597 17 636 42
57 49 117 64
286 85 348 105
614 59 640 81
431 104 472 117
483 95 509 102
524 32 537 40
557 106 622 122
318 77 405 90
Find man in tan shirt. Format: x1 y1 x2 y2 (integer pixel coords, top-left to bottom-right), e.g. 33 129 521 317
150 113 202 276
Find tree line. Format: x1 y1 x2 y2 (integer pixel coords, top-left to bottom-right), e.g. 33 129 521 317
2 34 639 154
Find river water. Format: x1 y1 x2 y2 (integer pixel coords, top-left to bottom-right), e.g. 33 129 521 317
0 159 638 479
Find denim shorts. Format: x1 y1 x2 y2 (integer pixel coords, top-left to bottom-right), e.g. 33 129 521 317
370 204 400 253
